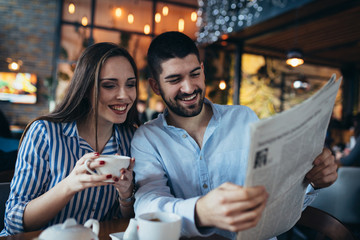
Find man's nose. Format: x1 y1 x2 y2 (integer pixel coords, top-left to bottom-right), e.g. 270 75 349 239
180 77 194 93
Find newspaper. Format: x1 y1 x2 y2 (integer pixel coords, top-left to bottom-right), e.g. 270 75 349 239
237 74 342 240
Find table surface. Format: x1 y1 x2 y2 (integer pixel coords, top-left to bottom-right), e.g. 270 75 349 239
0 218 229 240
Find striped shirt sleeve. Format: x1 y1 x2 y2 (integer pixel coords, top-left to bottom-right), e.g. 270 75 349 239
3 120 50 235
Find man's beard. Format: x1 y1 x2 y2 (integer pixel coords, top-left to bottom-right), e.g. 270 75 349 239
159 87 205 118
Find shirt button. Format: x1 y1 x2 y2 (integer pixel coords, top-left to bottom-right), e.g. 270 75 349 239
182 134 187 138
92 208 95 212
200 156 202 160
203 183 208 189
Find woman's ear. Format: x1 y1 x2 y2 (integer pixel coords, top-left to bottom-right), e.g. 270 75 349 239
149 78 160 95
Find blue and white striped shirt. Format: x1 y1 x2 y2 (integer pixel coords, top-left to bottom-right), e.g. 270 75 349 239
1 120 134 236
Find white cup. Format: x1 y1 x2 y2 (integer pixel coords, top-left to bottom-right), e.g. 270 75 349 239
133 212 182 240
85 155 130 182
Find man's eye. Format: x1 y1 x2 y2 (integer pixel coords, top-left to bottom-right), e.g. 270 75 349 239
191 73 200 78
167 78 180 83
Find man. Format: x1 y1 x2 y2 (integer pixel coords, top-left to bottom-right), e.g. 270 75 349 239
131 31 337 239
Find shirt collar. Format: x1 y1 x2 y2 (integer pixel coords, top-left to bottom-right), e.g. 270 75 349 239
62 121 78 137
61 121 122 150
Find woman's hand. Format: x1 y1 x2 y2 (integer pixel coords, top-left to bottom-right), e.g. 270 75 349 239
113 157 135 199
63 152 112 195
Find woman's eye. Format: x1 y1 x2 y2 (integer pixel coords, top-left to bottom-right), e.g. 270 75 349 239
102 84 115 89
127 83 136 88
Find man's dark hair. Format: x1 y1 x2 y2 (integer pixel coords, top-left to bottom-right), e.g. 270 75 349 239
147 31 200 82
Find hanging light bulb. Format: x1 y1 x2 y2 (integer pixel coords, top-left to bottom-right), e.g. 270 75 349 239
81 16 88 26
128 14 134 24
155 13 161 23
68 3 75 14
162 6 169 16
115 7 122 18
219 80 226 90
9 62 19 71
178 18 184 32
191 11 197 22
144 24 151 35
7 59 22 71
286 49 304 67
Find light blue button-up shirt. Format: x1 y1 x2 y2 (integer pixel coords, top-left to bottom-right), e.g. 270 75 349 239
132 99 317 240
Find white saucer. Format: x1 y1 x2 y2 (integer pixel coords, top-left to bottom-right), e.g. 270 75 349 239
109 232 125 240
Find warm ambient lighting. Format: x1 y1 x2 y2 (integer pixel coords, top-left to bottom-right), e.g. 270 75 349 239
128 14 134 24
191 11 197 22
115 7 122 18
155 13 161 23
81 16 88 26
7 59 22 71
144 24 150 35
162 6 169 16
8 62 20 71
286 49 304 67
178 18 184 32
68 3 75 14
219 80 226 90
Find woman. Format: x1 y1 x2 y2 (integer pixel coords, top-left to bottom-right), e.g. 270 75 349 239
1 42 140 236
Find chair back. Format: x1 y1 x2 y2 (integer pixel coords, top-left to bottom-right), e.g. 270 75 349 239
0 182 10 230
310 166 360 224
296 206 356 240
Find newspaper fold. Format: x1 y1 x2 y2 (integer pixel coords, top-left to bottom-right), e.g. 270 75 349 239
237 74 342 240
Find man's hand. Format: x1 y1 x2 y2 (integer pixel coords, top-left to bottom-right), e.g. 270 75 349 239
195 182 268 232
305 148 338 189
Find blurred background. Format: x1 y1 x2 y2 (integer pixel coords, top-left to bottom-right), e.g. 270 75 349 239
0 0 359 159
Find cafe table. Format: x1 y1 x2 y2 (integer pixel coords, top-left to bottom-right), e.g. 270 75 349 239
0 218 229 240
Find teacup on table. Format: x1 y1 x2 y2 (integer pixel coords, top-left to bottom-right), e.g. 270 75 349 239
124 212 181 240
85 155 130 182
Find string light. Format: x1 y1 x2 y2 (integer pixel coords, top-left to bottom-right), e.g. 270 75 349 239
155 13 161 23
115 7 122 18
144 24 150 35
81 16 88 26
191 11 197 22
128 14 134 24
68 3 75 14
178 18 184 32
162 6 169 16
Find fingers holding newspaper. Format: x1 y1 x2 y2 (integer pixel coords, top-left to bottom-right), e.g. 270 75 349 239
305 147 338 189
195 182 269 232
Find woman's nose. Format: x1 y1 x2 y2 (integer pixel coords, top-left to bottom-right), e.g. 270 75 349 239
116 87 128 99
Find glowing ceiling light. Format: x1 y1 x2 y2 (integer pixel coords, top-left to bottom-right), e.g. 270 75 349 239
115 7 122 18
286 49 304 67
191 12 197 22
178 18 184 32
155 13 161 23
128 14 134 24
68 3 75 14
9 62 19 71
162 6 169 16
144 24 151 35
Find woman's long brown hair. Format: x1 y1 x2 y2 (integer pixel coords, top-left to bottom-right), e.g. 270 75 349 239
20 42 140 151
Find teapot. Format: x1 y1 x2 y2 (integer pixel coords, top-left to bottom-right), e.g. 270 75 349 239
38 218 99 240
